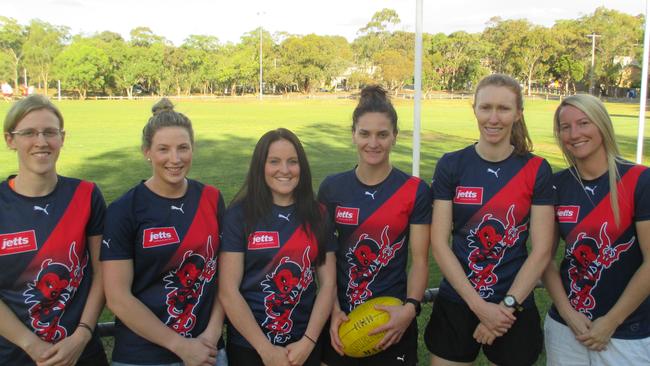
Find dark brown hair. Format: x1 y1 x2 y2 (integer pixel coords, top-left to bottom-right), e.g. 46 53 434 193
232 128 328 265
352 85 398 134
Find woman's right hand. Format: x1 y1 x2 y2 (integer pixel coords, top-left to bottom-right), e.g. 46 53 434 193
559 306 592 337
329 308 349 356
259 344 291 366
473 301 516 335
174 337 217 366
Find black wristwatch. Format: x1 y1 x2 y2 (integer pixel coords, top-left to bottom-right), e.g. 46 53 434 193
502 295 524 312
404 298 421 316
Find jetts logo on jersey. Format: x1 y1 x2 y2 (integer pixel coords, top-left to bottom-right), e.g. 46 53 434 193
143 227 180 248
248 231 280 250
466 205 527 298
260 246 313 344
567 222 634 319
23 242 87 342
163 236 217 336
0 230 38 256
335 206 360 226
556 206 580 223
345 225 404 311
454 187 483 205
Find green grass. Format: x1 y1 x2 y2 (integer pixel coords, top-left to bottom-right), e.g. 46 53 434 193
0 97 648 364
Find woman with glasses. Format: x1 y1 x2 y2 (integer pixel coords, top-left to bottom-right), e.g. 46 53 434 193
101 98 225 366
0 95 109 366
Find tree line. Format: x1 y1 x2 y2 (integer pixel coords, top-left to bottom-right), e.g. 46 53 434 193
0 7 643 99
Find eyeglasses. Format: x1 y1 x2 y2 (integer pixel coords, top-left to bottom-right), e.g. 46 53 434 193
10 128 64 139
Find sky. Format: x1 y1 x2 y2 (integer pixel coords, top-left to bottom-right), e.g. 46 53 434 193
2 0 645 45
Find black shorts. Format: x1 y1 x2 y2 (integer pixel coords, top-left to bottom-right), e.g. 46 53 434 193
424 296 542 366
321 319 418 366
226 338 321 366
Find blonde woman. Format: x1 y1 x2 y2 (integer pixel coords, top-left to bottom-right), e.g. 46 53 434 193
542 94 650 365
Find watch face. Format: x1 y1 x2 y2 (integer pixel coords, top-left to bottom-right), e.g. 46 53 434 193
504 296 515 307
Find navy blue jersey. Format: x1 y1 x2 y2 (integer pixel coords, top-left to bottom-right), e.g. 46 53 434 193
0 176 106 366
101 179 224 364
221 202 336 348
549 161 650 339
318 168 432 312
431 145 555 307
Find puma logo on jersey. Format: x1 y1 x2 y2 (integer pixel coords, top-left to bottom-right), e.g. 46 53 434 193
396 354 406 362
556 205 580 223
142 227 180 248
102 239 111 248
171 203 184 214
487 168 500 178
453 187 483 205
364 190 377 200
335 206 359 225
33 204 49 215
278 213 291 222
584 186 597 195
0 230 37 256
248 231 280 250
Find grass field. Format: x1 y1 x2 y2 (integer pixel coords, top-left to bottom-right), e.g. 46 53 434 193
0 97 648 365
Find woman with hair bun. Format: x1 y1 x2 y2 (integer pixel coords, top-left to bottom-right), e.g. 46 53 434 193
0 95 108 365
101 98 226 366
425 74 555 366
319 85 432 366
542 94 650 365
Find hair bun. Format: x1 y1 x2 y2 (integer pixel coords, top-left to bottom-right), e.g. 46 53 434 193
359 85 388 101
151 98 175 115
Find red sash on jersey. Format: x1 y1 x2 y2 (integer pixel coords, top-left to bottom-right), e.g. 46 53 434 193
350 177 420 242
16 181 94 285
566 165 645 244
468 156 543 225
267 225 318 267
164 186 220 270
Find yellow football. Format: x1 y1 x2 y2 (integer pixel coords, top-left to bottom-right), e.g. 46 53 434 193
338 296 402 358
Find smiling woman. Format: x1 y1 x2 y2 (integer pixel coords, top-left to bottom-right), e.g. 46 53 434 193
100 98 227 366
219 128 337 366
0 95 109 366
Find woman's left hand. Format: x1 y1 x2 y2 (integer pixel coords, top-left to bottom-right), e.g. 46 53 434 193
36 330 90 366
575 315 617 351
368 304 415 350
286 337 315 366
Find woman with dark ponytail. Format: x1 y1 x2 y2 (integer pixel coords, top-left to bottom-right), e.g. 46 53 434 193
425 74 555 366
319 85 432 366
101 98 226 366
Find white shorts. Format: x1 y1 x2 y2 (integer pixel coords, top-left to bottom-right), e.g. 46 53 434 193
544 314 650 366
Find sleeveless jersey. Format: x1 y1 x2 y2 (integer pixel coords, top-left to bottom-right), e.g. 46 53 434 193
221 202 336 348
431 145 555 307
549 161 650 339
318 168 432 312
100 179 224 364
0 176 106 365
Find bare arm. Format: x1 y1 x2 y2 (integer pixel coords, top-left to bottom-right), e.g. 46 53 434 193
0 299 51 363
103 259 216 366
197 288 225 347
542 223 593 337
218 251 289 366
287 252 336 366
430 200 514 333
